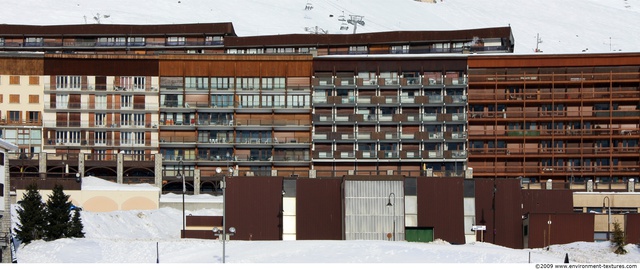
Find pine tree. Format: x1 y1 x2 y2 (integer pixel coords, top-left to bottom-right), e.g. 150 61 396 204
67 209 85 238
611 220 628 255
14 182 47 245
43 184 72 241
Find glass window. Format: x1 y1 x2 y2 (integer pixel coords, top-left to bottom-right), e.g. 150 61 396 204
185 77 209 90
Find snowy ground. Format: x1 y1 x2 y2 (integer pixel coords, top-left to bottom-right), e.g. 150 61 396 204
10 205 640 267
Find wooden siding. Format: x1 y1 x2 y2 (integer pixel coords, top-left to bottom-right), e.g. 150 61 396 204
416 177 465 244
226 176 283 240
474 178 524 249
44 55 158 76
468 53 640 68
296 177 343 240
0 56 44 75
527 213 594 248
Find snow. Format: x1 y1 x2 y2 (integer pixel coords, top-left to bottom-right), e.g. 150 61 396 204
0 0 639 54
9 200 640 266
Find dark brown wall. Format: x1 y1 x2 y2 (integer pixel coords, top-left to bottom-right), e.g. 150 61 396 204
295 177 343 240
44 55 159 76
626 214 640 244
313 57 467 73
475 178 524 249
521 190 574 214
0 56 44 75
417 177 465 244
159 54 313 77
527 213 594 248
226 176 283 240
186 215 222 227
468 53 640 68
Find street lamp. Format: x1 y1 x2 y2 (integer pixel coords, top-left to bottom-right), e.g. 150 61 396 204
603 196 611 240
213 226 236 263
177 159 186 235
216 165 234 263
386 192 396 241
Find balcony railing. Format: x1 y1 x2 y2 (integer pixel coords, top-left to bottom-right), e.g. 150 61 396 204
45 102 159 110
44 84 159 92
43 120 157 128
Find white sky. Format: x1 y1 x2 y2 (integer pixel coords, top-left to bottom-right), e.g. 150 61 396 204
0 0 639 54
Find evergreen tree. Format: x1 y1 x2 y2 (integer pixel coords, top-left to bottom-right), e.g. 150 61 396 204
67 209 85 238
611 220 627 255
14 182 47 245
44 184 72 241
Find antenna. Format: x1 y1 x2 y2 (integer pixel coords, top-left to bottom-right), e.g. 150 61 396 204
346 15 365 34
535 33 543 53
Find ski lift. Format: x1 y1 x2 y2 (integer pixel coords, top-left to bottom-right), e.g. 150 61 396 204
338 11 346 21
305 2 313 10
340 22 349 31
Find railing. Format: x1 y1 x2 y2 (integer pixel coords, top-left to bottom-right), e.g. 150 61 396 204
43 121 158 128
45 138 153 147
468 128 640 137
161 136 310 144
45 102 159 110
162 118 311 127
468 146 640 156
44 84 159 92
313 149 456 159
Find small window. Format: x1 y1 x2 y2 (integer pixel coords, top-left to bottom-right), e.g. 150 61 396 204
8 111 20 122
10 76 20 85
27 111 40 123
166 36 186 46
28 95 38 104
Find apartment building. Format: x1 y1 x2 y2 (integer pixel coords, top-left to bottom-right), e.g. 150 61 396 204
467 53 640 185
0 23 518 193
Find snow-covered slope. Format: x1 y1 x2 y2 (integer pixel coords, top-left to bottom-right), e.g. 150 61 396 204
12 206 640 263
1 0 639 53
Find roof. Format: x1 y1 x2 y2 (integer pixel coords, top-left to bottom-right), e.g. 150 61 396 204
224 26 513 47
0 23 237 37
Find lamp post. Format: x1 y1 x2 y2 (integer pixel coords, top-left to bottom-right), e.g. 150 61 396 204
603 196 611 240
386 192 396 241
216 165 234 263
177 159 186 235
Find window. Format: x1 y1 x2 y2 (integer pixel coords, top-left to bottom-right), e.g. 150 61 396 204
27 111 40 123
56 76 81 90
10 76 20 85
0 94 3 103
225 48 245 54
127 37 145 46
211 77 234 90
95 95 107 109
288 95 309 108
391 45 410 54
120 76 146 91
205 36 224 45
121 132 132 145
134 114 145 126
185 77 209 90
24 37 43 47
56 131 81 144
9 94 19 103
95 113 106 126
262 78 274 90
247 48 263 54
97 37 126 46
262 95 273 108
166 36 186 46
121 113 132 126
0 37 4 46
29 95 39 103
121 95 133 109
240 95 260 108
56 94 69 109
95 132 107 145
134 132 145 145
349 46 368 54
211 94 233 107
8 111 20 122
238 77 259 90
